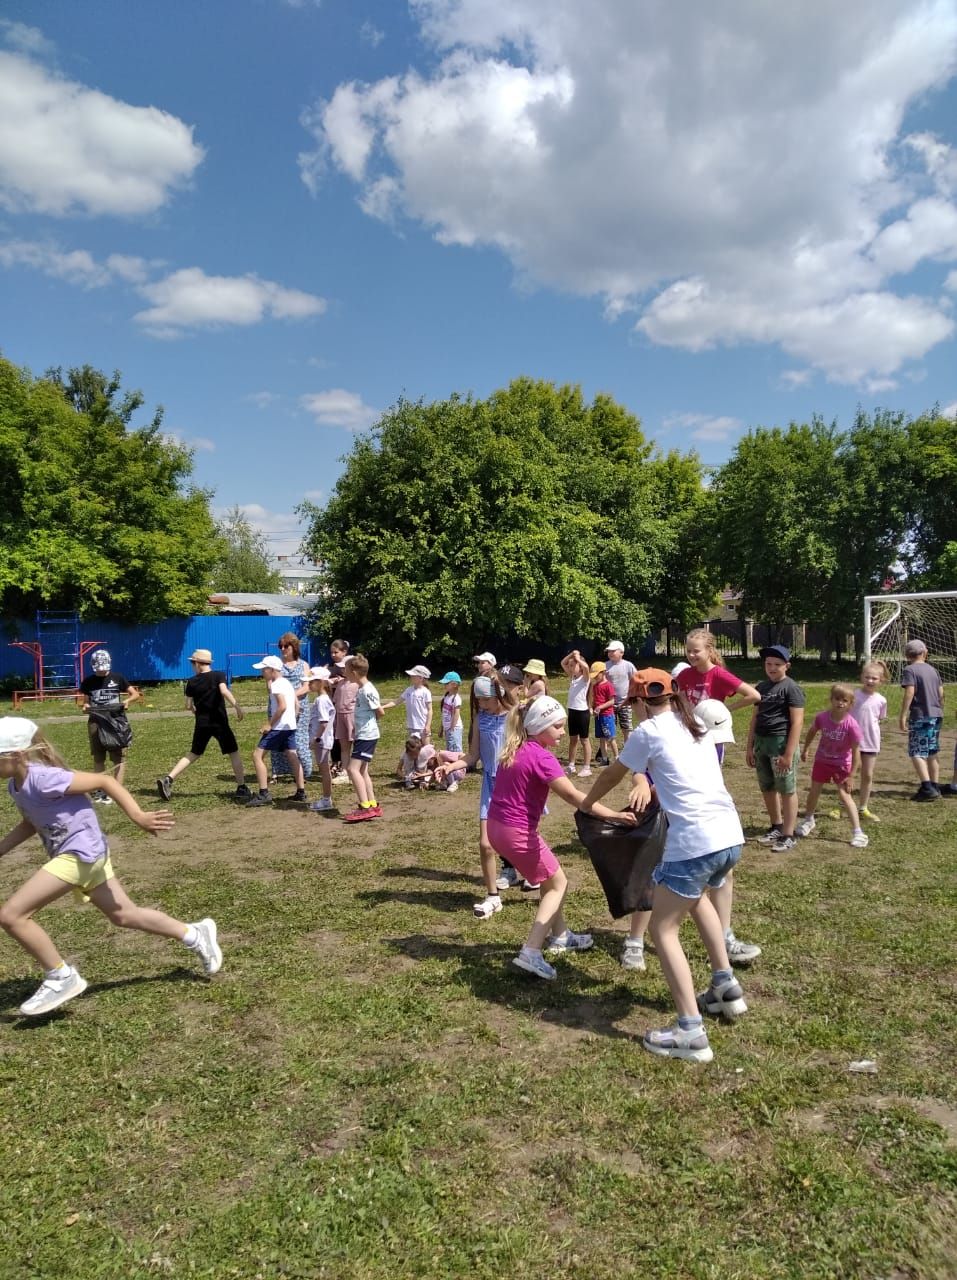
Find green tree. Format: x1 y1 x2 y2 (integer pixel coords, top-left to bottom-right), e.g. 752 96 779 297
0 356 219 621
900 409 957 587
299 378 715 661
211 507 281 593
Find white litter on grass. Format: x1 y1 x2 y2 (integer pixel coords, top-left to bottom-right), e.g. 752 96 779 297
848 1059 878 1074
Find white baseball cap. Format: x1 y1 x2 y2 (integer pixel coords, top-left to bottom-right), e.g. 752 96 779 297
605 640 625 652
0 717 39 752
696 698 735 744
405 664 431 679
308 665 331 681
473 651 496 665
523 695 566 737
670 661 691 678
253 655 283 671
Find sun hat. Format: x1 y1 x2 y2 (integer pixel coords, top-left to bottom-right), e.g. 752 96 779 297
253 655 283 671
523 659 547 678
405 664 432 679
0 717 39 753
589 660 606 678
308 665 331 681
670 661 691 678
523 695 566 736
472 675 495 699
605 640 625 653
189 648 213 664
695 698 735 744
498 663 524 685
758 645 791 662
473 651 496 665
439 671 462 684
631 668 676 698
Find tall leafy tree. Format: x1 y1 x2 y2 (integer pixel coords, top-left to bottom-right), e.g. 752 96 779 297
0 356 218 621
299 378 715 661
211 507 281 593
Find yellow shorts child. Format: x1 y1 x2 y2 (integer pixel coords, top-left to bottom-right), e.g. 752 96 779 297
45 851 115 902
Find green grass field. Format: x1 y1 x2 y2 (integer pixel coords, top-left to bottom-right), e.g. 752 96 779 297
0 667 955 1279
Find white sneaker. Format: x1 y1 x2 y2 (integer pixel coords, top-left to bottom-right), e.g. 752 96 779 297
697 976 748 1019
546 930 594 953
565 763 577 774
621 938 647 971
725 934 762 966
446 781 458 793
643 1023 713 1063
577 767 593 778
850 830 869 848
495 866 520 891
19 968 88 1016
332 771 351 785
796 815 816 838
511 948 557 980
189 918 223 975
473 895 502 919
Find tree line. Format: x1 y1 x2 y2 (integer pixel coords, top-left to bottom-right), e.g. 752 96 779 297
3 357 955 654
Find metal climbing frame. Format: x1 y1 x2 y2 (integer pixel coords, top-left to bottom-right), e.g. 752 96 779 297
9 612 103 707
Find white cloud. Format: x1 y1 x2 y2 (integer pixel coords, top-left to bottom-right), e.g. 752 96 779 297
0 50 204 216
0 238 114 287
0 20 55 57
218 503 307 560
134 267 326 337
245 390 280 409
300 388 378 429
946 269 957 291
163 431 216 453
942 399 957 416
780 369 814 389
360 21 385 47
662 412 743 444
303 488 326 501
302 0 957 384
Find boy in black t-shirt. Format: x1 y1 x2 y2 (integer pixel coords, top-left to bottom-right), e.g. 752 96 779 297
157 649 248 800
77 648 141 802
746 645 806 852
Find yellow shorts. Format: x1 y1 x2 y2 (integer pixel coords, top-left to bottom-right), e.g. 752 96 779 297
45 852 115 902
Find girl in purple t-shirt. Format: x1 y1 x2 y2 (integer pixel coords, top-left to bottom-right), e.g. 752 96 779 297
485 696 635 981
0 716 223 1019
796 684 867 848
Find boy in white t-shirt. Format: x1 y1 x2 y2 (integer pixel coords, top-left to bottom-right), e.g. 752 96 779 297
400 665 433 742
248 656 306 806
307 667 336 812
344 654 383 822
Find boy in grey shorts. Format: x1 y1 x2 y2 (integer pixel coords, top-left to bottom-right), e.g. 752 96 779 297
746 645 806 852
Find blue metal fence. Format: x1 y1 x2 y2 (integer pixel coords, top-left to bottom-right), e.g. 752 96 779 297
1 616 316 685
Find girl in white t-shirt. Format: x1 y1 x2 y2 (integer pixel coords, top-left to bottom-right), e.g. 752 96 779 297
581 668 747 1063
848 660 889 820
307 668 336 812
560 649 593 778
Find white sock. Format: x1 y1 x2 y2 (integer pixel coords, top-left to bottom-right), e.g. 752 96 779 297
45 963 72 980
521 944 542 957
182 925 198 947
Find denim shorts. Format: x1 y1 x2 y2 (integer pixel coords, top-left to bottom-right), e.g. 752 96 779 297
908 716 941 758
652 844 742 899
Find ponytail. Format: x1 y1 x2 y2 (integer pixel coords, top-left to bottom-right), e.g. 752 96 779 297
498 701 528 767
643 689 707 740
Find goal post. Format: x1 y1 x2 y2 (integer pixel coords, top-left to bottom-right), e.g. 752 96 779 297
864 590 957 683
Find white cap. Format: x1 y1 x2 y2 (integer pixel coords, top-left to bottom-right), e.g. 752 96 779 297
253 655 283 671
473 651 496 665
405 664 431 679
605 639 625 652
308 665 331 681
670 661 691 678
695 698 735 744
0 717 39 752
523 695 566 737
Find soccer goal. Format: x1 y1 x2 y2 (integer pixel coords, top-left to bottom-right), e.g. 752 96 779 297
864 590 957 683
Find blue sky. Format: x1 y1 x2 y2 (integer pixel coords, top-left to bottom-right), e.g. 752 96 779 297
2 0 957 557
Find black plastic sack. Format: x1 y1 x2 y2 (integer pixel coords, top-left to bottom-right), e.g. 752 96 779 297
90 709 133 750
574 802 667 919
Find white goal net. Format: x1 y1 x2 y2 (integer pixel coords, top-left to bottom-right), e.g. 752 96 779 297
865 591 957 684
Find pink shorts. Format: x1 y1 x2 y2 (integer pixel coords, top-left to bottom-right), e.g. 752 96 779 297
486 818 560 885
812 760 850 786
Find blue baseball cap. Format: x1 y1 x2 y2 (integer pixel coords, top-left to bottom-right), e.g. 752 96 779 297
759 645 791 662
439 671 462 684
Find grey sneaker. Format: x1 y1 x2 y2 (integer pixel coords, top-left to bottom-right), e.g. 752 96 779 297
310 796 334 811
19 968 88 1016
234 783 252 799
796 815 816 838
771 834 797 853
495 866 521 891
245 791 273 807
157 776 173 801
546 930 594 953
189 918 223 975
621 938 647 971
756 826 783 845
511 948 557 980
643 1023 713 1063
725 934 762 966
697 976 748 1019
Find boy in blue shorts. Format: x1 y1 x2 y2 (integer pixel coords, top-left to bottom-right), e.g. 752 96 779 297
899 638 944 801
747 645 805 852
247 656 306 807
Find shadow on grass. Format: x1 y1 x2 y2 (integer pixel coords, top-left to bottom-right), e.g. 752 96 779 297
385 932 668 1041
0 966 204 1028
380 866 475 885
357 887 476 913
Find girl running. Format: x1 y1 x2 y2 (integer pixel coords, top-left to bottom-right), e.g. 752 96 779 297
0 717 221 1018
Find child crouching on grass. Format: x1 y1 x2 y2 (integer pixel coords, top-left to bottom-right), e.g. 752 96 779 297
484 696 635 981
0 718 221 1018
582 670 747 1063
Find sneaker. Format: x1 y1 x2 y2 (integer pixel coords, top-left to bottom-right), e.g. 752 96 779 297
189 918 223 976
19 968 88 1016
446 781 459 793
511 948 557 980
577 767 593 778
520 880 541 893
912 785 939 802
546 930 594 953
98 793 113 805
365 804 382 818
495 866 521 891
938 784 957 797
859 806 880 820
343 806 377 823
310 796 334 811
621 938 647 971
246 791 273 807
756 826 783 845
849 830 869 849
473 894 503 919
795 815 816 838
157 775 173 801
642 1023 713 1064
697 977 748 1019
565 763 578 775
292 789 308 803
725 935 762 966
234 783 252 799
771 834 796 853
